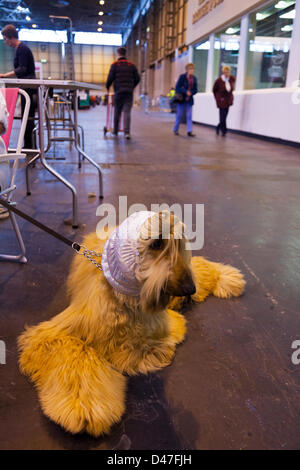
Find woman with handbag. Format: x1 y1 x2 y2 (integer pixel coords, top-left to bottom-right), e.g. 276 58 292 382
213 65 236 137
173 63 198 137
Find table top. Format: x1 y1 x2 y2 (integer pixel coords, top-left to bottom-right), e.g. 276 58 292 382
0 78 102 91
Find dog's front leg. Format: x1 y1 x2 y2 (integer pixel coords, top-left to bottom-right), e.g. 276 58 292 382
109 310 186 376
18 318 127 437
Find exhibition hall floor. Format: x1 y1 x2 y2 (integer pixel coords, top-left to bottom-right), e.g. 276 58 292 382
1 106 300 450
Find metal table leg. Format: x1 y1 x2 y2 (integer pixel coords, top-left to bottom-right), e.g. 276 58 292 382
73 89 104 199
37 85 79 228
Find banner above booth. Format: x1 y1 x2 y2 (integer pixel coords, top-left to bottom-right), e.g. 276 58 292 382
187 0 267 45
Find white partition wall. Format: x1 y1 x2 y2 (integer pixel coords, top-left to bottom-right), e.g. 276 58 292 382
193 88 300 143
188 0 300 144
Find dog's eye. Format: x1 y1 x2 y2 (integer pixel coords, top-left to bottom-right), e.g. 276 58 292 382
149 239 164 250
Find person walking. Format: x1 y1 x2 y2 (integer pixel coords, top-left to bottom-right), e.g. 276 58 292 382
168 87 176 113
213 65 235 137
173 63 198 137
106 46 140 140
0 24 37 149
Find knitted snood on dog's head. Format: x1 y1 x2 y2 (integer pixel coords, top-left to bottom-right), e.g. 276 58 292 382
101 211 156 296
101 211 186 297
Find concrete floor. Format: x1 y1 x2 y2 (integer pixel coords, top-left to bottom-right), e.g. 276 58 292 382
0 105 300 450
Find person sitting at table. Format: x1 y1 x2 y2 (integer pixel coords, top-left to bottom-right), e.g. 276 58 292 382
0 24 37 149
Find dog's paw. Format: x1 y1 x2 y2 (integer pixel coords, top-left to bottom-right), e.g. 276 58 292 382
211 262 246 299
19 327 126 437
39 352 127 437
190 256 245 301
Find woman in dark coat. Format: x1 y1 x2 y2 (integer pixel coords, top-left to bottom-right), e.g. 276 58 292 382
173 63 198 137
213 65 235 137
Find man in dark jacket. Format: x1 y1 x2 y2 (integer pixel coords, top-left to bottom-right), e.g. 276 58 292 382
106 47 140 139
0 24 37 148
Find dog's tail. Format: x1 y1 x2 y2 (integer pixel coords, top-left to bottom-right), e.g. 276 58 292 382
18 319 126 437
190 256 245 302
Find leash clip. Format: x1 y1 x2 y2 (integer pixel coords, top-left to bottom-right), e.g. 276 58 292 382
72 242 82 253
72 242 103 271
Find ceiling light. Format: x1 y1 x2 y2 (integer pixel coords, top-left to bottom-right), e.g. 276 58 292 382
256 12 270 21
281 24 293 31
225 27 240 34
17 5 29 12
249 28 254 32
97 27 103 32
280 9 296 19
98 20 103 25
98 11 104 15
32 24 37 28
275 1 295 9
256 10 273 21
99 0 105 4
26 15 31 21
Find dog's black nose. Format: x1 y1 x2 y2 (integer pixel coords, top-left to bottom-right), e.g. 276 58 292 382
181 278 196 296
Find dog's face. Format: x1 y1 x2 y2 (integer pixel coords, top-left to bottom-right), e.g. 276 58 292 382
136 211 196 311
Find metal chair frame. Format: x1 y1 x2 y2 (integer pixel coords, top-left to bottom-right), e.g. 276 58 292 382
0 88 30 263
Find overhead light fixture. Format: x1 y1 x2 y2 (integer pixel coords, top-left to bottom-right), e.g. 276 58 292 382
281 24 293 31
225 27 240 34
275 1 295 9
99 0 105 4
17 5 29 12
98 11 104 15
249 28 254 32
26 15 31 21
97 27 103 32
98 20 103 25
280 9 296 19
32 24 37 28
256 12 270 21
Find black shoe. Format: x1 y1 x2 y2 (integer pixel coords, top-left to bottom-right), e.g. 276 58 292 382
174 131 179 136
125 133 131 140
216 125 220 136
222 132 227 137
187 132 196 137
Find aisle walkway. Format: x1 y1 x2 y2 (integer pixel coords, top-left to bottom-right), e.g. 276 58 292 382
1 105 300 449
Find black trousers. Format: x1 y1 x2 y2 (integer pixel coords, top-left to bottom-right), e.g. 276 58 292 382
21 88 37 149
218 107 229 135
114 92 133 135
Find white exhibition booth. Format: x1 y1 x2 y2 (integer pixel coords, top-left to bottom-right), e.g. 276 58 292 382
193 87 300 143
188 0 300 144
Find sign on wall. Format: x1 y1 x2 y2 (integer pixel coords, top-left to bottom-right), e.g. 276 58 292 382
192 0 224 24
187 0 264 45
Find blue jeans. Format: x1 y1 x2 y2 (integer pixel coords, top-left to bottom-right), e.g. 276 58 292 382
174 103 193 133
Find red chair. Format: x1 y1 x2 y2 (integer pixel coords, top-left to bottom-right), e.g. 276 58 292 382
0 87 30 263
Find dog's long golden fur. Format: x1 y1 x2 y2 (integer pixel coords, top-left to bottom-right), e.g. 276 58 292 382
18 224 245 437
